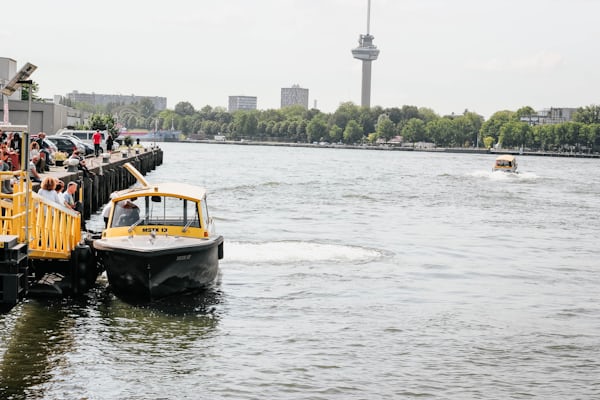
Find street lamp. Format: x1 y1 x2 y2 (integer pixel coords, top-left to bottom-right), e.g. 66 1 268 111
0 62 37 246
1 62 37 123
17 80 33 169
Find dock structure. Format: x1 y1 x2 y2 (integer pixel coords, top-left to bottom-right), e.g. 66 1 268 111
0 146 163 306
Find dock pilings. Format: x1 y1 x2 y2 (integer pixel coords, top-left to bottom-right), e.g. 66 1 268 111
48 147 163 222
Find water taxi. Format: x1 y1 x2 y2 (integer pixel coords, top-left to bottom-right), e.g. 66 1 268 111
493 154 518 173
93 163 224 301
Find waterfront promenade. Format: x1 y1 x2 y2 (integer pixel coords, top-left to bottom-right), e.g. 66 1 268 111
190 139 600 159
34 146 163 226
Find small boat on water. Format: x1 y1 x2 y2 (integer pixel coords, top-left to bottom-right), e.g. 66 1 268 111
93 163 224 300
493 154 518 173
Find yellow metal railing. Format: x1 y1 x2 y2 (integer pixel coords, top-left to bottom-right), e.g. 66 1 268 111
0 171 81 260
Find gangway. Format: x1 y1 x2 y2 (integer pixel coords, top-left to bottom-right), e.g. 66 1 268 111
0 124 98 306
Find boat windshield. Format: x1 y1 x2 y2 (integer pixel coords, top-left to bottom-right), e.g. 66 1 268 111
111 195 201 228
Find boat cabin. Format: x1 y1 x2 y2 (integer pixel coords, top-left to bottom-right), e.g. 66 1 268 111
493 154 518 173
103 183 213 239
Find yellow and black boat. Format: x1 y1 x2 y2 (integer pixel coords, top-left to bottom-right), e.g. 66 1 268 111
93 163 223 300
493 154 518 173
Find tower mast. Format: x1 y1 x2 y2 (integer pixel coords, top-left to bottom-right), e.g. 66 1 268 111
351 0 380 108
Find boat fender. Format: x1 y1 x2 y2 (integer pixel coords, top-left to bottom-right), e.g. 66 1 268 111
218 242 224 260
71 245 94 295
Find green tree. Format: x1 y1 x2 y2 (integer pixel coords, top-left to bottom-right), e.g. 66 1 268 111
330 102 360 132
280 105 306 120
483 136 494 148
174 101 196 116
138 98 156 119
401 118 426 144
480 110 514 143
426 118 454 146
296 120 308 142
88 113 117 137
499 121 532 148
343 120 363 144
573 105 600 124
375 114 396 142
233 111 258 139
401 105 420 121
20 81 43 102
329 124 343 143
306 117 328 142
417 107 439 124
532 124 555 150
514 106 536 121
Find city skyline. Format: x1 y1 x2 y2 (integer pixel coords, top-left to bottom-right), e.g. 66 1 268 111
1 0 599 119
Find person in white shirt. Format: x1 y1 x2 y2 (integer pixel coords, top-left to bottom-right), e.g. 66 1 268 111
102 192 118 227
37 177 62 205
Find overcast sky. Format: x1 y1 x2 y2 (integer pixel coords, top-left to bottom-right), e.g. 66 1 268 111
2 0 599 118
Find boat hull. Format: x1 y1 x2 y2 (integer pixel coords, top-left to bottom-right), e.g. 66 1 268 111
95 235 223 300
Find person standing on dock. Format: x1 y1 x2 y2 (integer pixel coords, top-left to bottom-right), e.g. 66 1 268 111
64 181 86 230
29 155 42 183
64 182 81 211
106 134 114 152
55 180 65 204
37 176 62 205
93 130 102 157
0 150 13 194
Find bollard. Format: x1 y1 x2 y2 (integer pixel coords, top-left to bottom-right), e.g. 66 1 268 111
102 153 110 163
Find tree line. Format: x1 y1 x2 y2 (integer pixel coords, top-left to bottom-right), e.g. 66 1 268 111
78 99 600 152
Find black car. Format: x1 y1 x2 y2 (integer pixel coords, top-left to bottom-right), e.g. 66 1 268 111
46 135 86 155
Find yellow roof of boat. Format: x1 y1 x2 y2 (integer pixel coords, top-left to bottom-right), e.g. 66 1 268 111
495 154 516 162
112 182 207 203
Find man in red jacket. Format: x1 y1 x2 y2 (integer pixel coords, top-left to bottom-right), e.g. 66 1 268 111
92 130 102 157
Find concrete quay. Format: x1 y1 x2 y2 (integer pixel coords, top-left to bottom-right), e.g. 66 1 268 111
35 147 163 225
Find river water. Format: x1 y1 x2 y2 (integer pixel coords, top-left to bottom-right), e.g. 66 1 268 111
1 142 599 399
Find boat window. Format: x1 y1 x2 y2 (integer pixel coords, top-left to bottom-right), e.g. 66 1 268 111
111 198 141 227
201 198 209 229
125 195 201 228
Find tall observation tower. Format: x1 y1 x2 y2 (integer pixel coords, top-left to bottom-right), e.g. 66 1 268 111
351 0 380 108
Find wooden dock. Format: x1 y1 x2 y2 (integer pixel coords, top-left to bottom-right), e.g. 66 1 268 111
36 146 163 224
0 146 163 306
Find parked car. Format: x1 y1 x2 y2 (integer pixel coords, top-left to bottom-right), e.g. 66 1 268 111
56 129 104 154
63 135 95 155
46 135 86 155
30 134 59 165
30 134 58 155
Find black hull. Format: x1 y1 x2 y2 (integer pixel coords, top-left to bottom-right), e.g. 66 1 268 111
99 236 223 301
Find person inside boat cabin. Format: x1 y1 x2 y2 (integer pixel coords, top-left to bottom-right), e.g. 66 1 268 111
112 197 140 227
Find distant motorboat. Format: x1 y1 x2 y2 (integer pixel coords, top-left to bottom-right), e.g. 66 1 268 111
493 154 518 173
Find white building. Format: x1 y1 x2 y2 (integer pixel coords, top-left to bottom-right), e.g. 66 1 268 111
281 84 309 109
228 96 257 112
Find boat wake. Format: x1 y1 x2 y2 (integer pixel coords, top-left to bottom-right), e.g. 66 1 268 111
469 170 538 181
223 240 384 265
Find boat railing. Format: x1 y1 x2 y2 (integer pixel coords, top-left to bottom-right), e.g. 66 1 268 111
0 171 82 260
